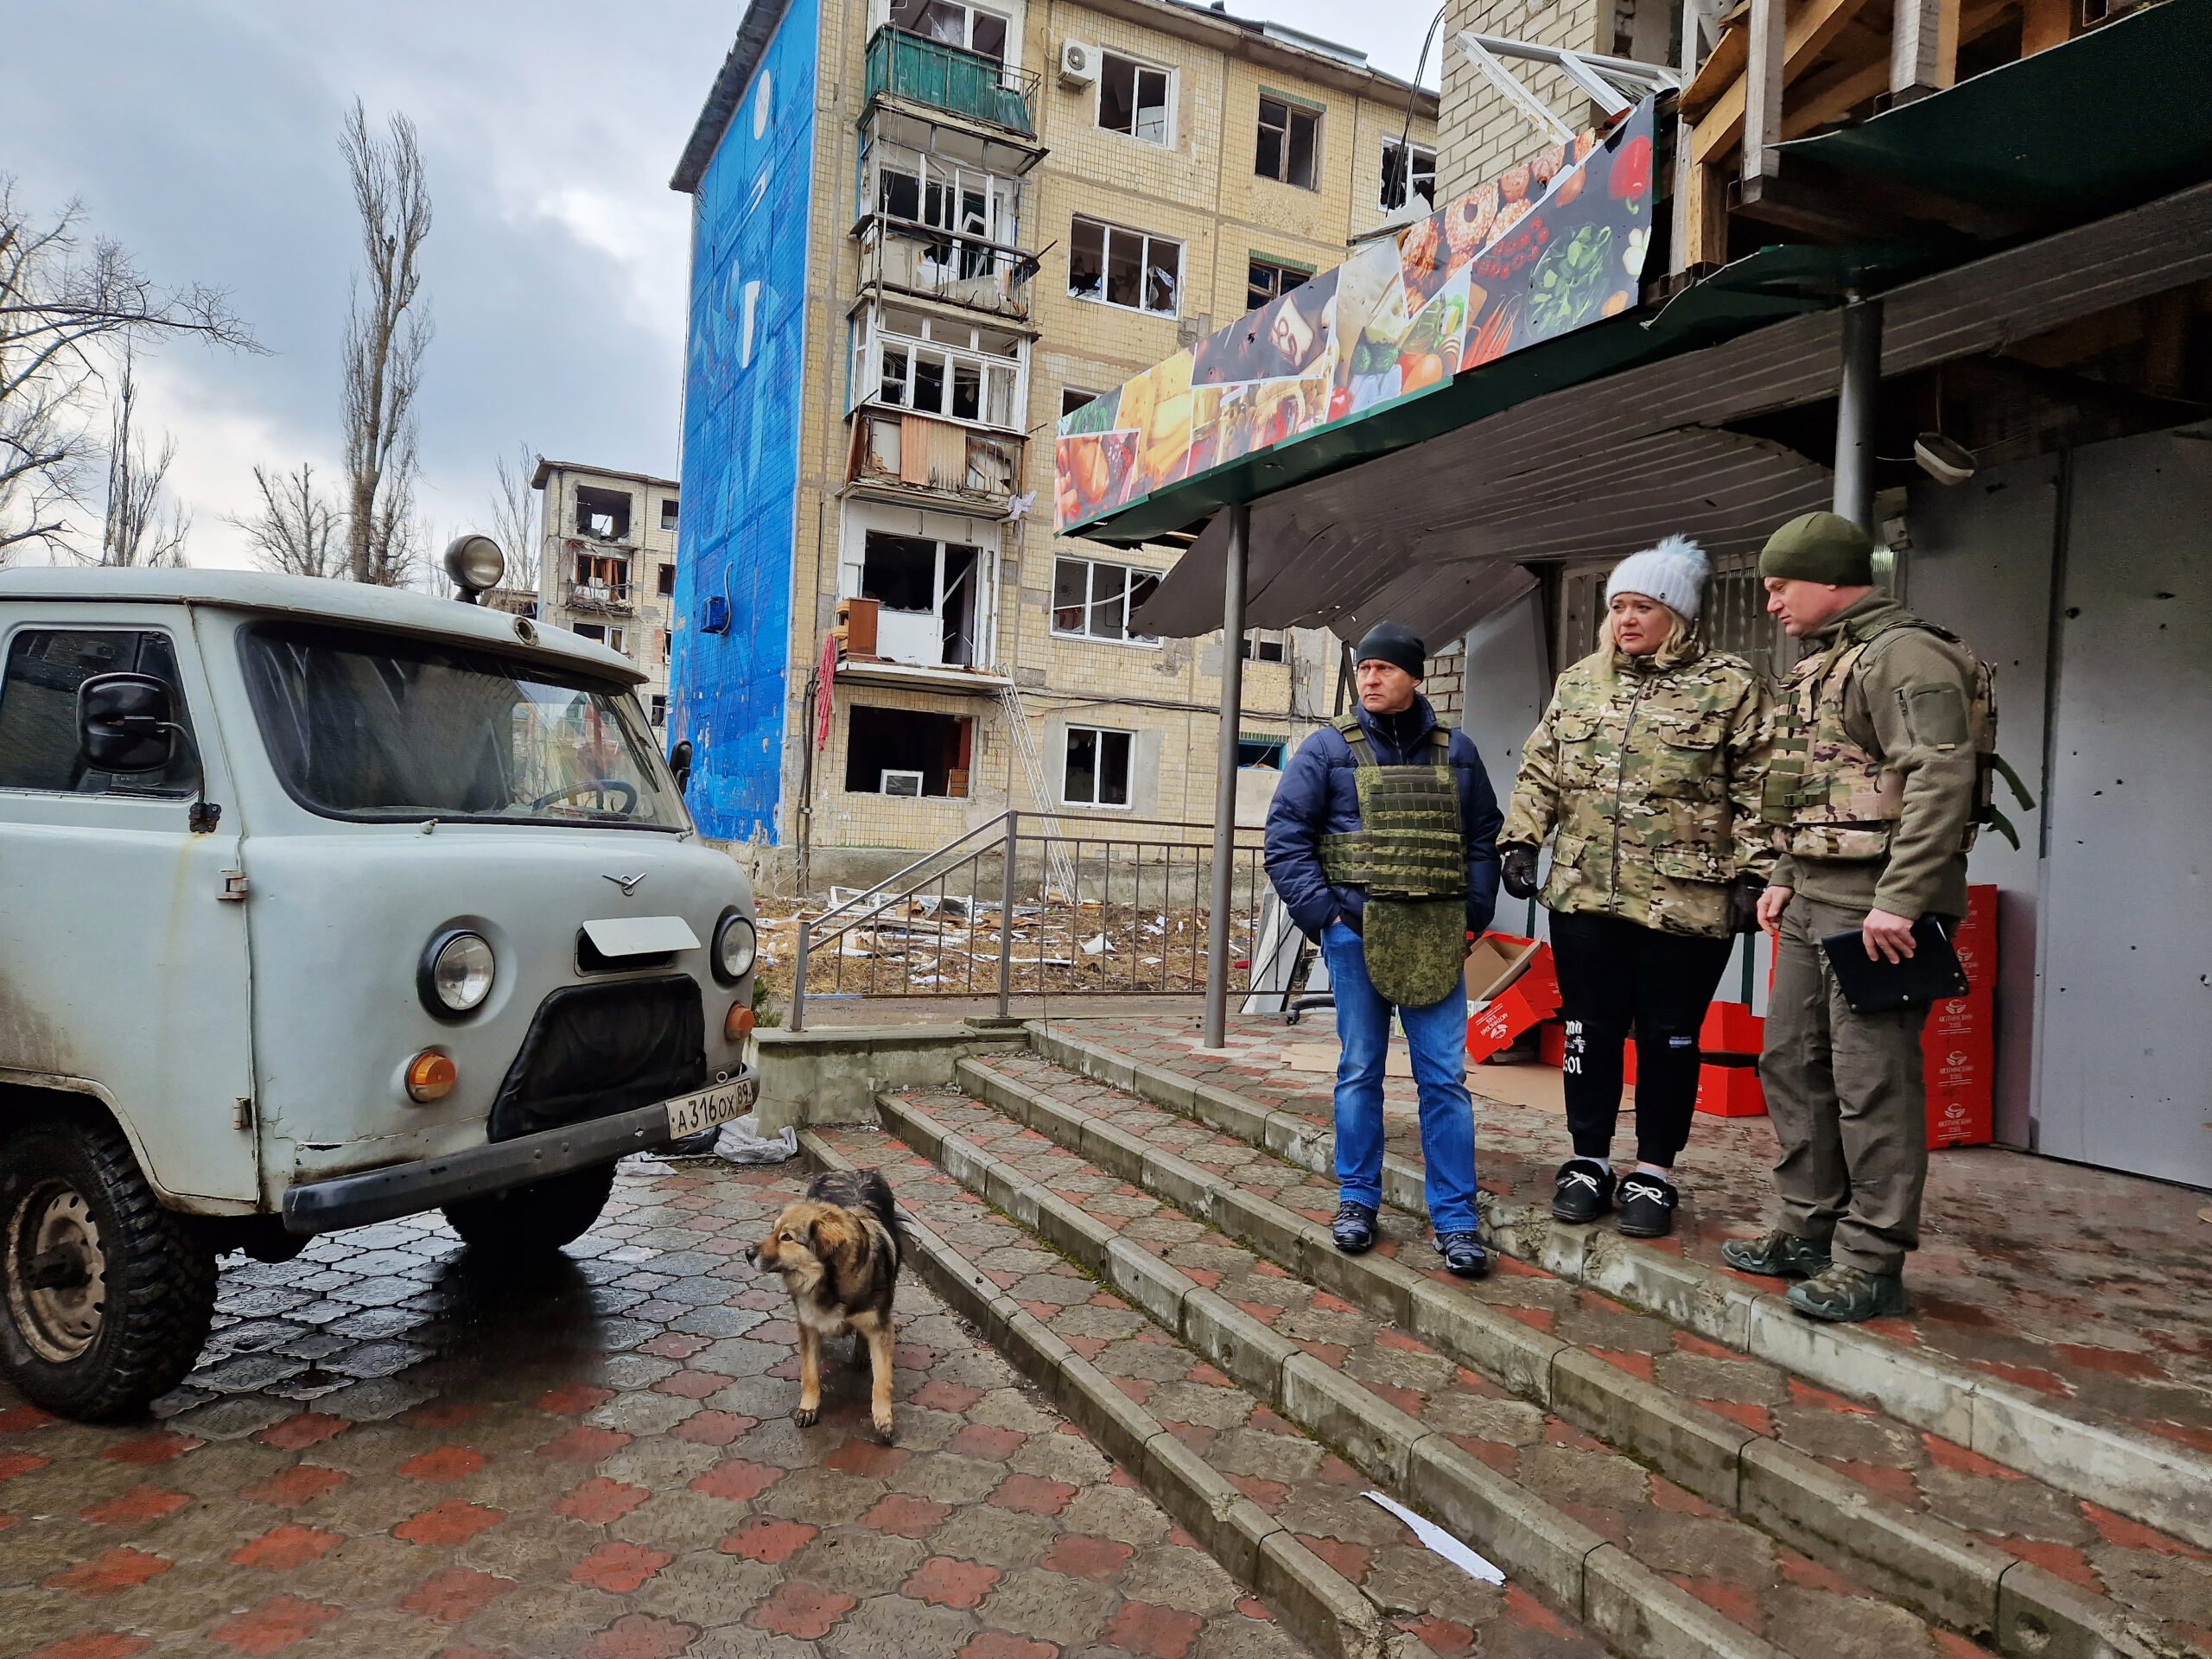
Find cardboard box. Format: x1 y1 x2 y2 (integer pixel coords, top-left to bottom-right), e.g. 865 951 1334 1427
1465 932 1543 1003
1923 886 1996 1148
1538 1019 1567 1068
1700 1001 1764 1056
1467 938 1563 1065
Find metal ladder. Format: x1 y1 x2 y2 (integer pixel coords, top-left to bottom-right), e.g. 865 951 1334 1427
995 678 1079 901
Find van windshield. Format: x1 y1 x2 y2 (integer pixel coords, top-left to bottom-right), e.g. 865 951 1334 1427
242 622 686 830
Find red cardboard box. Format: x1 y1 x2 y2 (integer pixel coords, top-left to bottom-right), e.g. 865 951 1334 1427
1923 885 1996 1148
1468 977 1563 1063
1538 1020 1567 1068
1700 1001 1764 1056
1694 1061 1767 1117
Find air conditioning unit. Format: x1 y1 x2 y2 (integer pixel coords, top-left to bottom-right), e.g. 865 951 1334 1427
880 770 925 798
1058 41 1100 86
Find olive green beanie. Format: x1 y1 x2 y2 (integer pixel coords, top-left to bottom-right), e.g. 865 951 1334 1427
1758 512 1878 585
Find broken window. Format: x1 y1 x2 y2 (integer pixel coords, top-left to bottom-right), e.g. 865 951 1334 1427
861 533 938 613
1052 556 1160 643
844 704 973 797
1070 217 1179 317
1237 736 1286 769
571 551 628 599
571 623 607 643
660 498 679 531
1097 54 1171 144
1063 726 1132 807
852 306 1027 429
889 0 1008 60
657 563 677 597
1240 630 1287 663
859 533 987 667
573 485 632 542
1380 140 1436 211
1062 386 1101 419
1246 258 1308 314
649 694 668 726
1256 98 1319 189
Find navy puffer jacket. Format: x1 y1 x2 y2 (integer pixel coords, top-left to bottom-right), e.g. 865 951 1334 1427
1264 695 1503 942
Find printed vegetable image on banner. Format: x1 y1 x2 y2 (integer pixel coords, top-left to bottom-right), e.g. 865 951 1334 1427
1054 99 1657 535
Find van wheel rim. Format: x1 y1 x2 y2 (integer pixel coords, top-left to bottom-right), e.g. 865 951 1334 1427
7 1182 106 1363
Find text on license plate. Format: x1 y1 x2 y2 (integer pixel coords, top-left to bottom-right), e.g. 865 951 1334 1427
664 1081 751 1139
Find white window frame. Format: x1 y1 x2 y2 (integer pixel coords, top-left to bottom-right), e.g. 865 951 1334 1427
1067 217 1182 318
1379 139 1438 212
884 0 1019 67
1062 724 1135 809
837 502 1001 670
863 139 1023 251
1052 555 1160 646
1255 95 1321 190
848 303 1027 432
1095 52 1173 147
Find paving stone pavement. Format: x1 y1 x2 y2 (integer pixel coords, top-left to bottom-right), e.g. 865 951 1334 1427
0 1159 1313 1659
1052 1014 2212 1457
853 1095 2018 1659
968 1052 2212 1651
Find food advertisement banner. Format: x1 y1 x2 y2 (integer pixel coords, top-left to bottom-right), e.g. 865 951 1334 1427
1054 99 1656 536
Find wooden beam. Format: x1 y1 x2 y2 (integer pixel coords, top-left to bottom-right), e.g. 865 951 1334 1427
1680 13 1749 119
2021 0 2073 53
1683 157 1732 267
1890 0 1961 101
1782 54 1892 134
1743 0 1788 179
1690 0 1878 165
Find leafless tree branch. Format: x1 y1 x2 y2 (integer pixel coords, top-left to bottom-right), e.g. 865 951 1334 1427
489 442 537 589
340 100 433 587
231 462 345 579
93 349 189 567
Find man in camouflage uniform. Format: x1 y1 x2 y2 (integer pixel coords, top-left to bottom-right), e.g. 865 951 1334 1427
1726 512 1985 1322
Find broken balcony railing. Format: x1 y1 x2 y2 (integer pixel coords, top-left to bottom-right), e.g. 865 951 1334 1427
855 213 1039 319
789 810 1269 1030
560 579 632 616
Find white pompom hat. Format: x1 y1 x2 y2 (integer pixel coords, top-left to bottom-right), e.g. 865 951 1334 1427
1605 534 1710 623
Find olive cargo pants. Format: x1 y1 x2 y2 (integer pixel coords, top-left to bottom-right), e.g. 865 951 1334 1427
1759 893 1930 1275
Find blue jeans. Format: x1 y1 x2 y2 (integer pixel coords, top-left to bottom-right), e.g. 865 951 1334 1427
1321 921 1481 1234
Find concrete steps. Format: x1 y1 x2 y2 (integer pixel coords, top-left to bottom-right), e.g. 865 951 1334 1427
946 1048 2196 1659
838 1084 2053 1659
1028 1020 2212 1564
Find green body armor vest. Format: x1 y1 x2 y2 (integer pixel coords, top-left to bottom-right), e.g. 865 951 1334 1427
1318 715 1467 1009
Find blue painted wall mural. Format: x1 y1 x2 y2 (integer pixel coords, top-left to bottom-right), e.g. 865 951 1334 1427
671 0 818 844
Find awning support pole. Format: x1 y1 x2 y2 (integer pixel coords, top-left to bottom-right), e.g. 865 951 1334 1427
1203 502 1250 1050
1833 296 1883 529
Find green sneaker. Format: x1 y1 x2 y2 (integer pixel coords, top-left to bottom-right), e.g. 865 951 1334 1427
1787 1263 1909 1323
1719 1230 1833 1279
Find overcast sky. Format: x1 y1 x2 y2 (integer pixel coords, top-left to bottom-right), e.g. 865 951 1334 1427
10 0 1442 573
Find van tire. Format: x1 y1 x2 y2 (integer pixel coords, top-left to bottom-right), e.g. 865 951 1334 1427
0 1121 219 1421
443 1161 617 1256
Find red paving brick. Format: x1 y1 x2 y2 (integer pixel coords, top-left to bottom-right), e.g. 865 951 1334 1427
230 1524 344 1570
1104 1601 1205 1659
747 1580 855 1638
552 1476 652 1524
398 1566 513 1623
238 1463 346 1506
19 1636 152 1659
46 1547 171 1598
569 1540 673 1592
392 1499 504 1547
79 1483 189 1527
717 1514 817 1564
1041 1533 1135 1580
901 1554 1003 1608
207 1594 339 1656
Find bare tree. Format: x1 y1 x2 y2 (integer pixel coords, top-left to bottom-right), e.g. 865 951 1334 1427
232 462 345 578
0 176 257 559
96 349 189 567
488 442 537 591
339 100 433 587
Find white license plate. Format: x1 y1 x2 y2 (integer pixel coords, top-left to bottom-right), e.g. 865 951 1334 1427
664 1080 752 1139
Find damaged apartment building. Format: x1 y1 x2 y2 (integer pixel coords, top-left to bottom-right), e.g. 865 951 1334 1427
527 461 684 728
664 0 1437 887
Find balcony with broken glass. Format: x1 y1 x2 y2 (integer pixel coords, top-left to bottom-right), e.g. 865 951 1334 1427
855 135 1038 320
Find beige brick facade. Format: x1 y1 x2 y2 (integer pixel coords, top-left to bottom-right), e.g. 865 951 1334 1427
1435 0 1608 202
530 461 683 729
755 0 1434 859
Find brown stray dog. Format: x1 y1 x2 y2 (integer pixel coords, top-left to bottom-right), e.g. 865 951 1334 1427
745 1168 904 1440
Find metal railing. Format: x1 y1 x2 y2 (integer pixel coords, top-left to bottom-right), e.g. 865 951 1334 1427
789 810 1269 1029
855 213 1039 318
864 27 1039 136
561 579 633 616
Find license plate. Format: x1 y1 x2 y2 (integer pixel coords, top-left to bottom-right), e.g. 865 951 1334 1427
664 1079 752 1139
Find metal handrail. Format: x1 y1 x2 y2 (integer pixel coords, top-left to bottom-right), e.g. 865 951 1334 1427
790 810 1270 1030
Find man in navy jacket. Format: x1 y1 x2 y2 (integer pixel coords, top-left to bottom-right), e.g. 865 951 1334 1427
1265 622 1503 1276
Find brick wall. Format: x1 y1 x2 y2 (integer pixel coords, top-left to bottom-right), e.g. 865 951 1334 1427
1435 0 1607 202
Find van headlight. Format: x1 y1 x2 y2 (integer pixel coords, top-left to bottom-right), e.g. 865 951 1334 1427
420 929 496 1017
711 908 756 985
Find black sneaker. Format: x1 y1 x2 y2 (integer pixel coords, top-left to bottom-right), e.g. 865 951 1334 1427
1615 1172 1679 1238
1435 1231 1489 1279
1550 1158 1615 1224
1332 1201 1378 1254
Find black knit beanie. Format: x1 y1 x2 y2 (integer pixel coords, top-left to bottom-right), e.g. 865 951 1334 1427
1353 621 1425 678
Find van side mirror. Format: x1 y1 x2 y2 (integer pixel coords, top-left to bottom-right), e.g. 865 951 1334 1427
668 739 693 794
79 673 178 773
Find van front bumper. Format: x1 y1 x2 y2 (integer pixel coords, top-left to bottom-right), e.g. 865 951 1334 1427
279 1068 760 1235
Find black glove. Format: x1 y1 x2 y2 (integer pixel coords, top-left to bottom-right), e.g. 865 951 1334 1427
1727 873 1767 935
1500 844 1540 900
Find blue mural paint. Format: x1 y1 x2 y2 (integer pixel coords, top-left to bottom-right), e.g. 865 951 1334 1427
671 0 818 844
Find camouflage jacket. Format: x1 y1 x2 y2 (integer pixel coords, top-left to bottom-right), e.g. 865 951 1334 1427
1501 641 1776 938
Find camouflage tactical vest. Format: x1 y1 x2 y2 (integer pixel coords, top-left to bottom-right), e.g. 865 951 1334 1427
1762 613 2025 860
1319 716 1466 1008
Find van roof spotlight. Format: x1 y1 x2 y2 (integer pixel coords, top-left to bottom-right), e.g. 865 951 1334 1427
443 534 506 602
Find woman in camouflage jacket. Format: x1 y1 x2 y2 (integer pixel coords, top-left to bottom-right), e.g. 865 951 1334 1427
1498 537 1775 1237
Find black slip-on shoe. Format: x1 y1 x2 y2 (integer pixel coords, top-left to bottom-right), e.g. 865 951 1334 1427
1550 1158 1615 1224
1435 1231 1490 1279
1332 1201 1378 1254
1615 1172 1679 1237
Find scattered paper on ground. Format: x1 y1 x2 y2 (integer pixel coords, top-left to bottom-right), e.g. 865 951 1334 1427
1364 1491 1505 1585
1284 1042 1414 1079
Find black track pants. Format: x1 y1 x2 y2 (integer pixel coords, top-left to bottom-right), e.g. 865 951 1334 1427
1547 909 1735 1169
